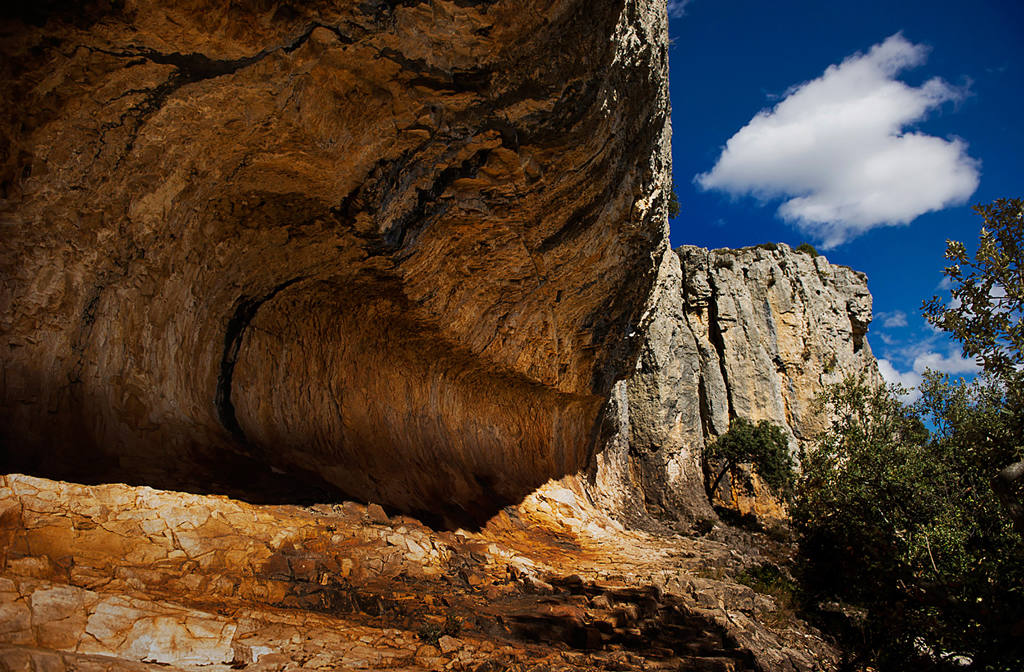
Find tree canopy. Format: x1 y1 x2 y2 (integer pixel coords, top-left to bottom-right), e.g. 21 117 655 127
706 417 794 502
923 198 1024 384
923 197 1024 536
793 199 1024 670
794 374 1024 670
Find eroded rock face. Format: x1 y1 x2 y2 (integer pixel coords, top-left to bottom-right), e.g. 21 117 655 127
594 244 881 522
0 0 671 525
590 248 714 524
0 473 840 671
680 244 879 444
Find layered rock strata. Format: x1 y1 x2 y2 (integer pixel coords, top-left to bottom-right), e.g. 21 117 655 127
594 244 881 522
0 473 840 671
0 0 671 525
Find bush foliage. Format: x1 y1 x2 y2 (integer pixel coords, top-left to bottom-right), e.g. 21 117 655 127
706 417 794 501
795 242 819 257
793 200 1024 671
667 183 680 219
794 374 1024 670
735 561 797 610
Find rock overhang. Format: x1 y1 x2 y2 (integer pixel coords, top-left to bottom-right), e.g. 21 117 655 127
0 0 672 526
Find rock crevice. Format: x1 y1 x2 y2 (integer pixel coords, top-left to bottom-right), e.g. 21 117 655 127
593 243 882 523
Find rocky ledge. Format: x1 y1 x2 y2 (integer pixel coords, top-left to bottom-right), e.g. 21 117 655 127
0 473 839 671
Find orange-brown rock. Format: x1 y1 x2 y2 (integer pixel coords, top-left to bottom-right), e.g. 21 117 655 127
0 0 671 526
0 473 840 671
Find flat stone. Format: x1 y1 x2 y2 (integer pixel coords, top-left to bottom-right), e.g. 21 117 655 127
437 636 463 654
366 505 389 526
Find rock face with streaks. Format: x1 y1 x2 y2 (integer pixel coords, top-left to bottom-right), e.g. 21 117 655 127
680 244 879 444
593 243 881 522
0 473 841 671
589 247 713 523
0 0 671 526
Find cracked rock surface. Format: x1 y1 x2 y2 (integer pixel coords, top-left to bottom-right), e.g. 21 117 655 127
0 473 840 671
0 0 671 526
593 244 882 523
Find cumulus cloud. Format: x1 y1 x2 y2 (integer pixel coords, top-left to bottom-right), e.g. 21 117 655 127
696 33 980 248
913 350 980 375
878 358 922 398
667 0 692 19
878 347 980 401
879 310 909 328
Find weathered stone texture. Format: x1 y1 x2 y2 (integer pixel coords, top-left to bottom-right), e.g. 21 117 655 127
0 473 840 671
680 244 879 444
594 244 881 522
0 0 672 525
589 248 714 524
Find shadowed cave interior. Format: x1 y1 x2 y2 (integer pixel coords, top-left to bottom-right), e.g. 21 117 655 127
2 272 610 530
0 0 668 531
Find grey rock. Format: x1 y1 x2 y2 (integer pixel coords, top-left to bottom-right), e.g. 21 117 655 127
591 243 881 522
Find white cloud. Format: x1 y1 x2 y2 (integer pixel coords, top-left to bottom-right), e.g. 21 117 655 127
667 0 692 19
695 33 980 248
878 347 980 402
879 310 909 328
878 332 899 346
912 350 980 376
878 358 923 401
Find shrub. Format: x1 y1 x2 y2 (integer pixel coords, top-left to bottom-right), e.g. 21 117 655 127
736 562 797 610
712 256 733 270
706 417 795 502
417 622 443 646
793 374 1024 670
417 614 461 646
442 614 461 637
667 183 680 219
692 517 716 536
795 242 818 257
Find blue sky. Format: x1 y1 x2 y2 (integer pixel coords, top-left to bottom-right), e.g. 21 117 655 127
666 0 1023 397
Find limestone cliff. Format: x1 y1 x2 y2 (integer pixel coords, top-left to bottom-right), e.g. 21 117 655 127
593 243 881 523
0 0 671 526
0 3 868 670
680 244 879 443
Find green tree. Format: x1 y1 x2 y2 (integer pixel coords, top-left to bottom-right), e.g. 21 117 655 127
794 374 1024 670
706 417 794 501
922 198 1024 538
667 182 681 219
792 200 1024 668
794 375 927 601
795 198 1024 669
923 198 1023 381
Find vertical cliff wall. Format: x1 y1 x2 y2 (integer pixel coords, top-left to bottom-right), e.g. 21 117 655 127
592 243 882 523
0 0 671 526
